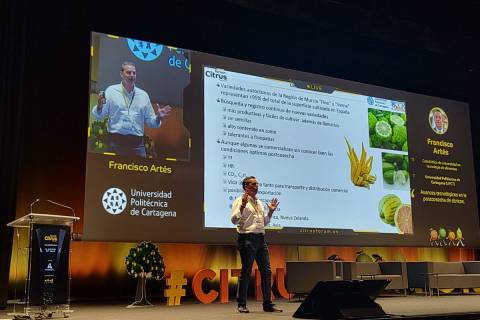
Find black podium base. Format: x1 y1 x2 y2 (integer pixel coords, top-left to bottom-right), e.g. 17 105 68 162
293 279 390 319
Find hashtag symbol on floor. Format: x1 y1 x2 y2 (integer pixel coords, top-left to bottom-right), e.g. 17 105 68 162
164 270 187 306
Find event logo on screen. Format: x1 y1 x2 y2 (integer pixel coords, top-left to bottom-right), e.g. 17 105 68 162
127 39 163 61
102 187 127 215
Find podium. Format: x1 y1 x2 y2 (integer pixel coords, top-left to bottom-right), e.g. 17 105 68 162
293 280 390 319
7 213 79 319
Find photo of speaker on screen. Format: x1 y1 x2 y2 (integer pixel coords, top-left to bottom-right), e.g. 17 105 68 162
91 62 172 158
429 107 449 135
88 32 192 160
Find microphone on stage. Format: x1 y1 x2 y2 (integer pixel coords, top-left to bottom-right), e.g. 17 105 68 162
46 199 76 218
30 198 41 213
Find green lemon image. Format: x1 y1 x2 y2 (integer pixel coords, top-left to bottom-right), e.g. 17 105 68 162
390 114 405 126
439 227 447 239
379 194 402 226
383 170 395 184
394 170 409 185
375 120 392 141
382 162 395 173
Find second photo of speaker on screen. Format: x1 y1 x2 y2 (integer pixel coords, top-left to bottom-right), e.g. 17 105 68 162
88 33 191 161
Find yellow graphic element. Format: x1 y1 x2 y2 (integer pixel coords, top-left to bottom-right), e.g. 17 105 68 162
106 34 120 39
103 152 116 156
87 127 91 138
306 84 323 91
265 226 284 230
166 158 177 162
189 138 192 148
440 288 454 294
411 188 415 198
167 46 183 53
90 46 94 57
164 270 187 306
44 235 58 242
345 138 376 188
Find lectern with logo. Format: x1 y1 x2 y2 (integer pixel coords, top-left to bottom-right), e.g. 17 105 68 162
7 213 79 319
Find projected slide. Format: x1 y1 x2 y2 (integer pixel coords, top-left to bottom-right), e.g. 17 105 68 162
203 68 411 234
83 31 479 247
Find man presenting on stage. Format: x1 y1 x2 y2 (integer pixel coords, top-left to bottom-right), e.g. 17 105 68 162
231 176 282 313
92 61 171 157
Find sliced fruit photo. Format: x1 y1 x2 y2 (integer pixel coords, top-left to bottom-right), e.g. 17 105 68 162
394 204 413 234
378 194 402 226
368 108 408 151
382 152 410 190
378 194 412 234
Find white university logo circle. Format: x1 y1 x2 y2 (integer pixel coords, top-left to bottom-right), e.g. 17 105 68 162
102 187 127 215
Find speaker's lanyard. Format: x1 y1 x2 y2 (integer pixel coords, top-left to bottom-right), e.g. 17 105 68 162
122 87 135 114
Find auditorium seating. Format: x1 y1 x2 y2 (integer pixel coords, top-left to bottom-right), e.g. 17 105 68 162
286 260 480 298
285 260 343 296
407 261 480 295
342 261 408 295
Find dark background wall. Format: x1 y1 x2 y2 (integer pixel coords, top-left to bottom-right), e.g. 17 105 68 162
1 0 479 308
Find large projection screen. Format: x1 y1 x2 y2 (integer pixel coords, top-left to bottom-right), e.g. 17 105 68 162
84 32 479 247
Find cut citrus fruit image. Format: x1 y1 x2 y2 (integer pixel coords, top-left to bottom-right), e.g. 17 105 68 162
368 108 407 151
394 204 413 234
375 120 392 140
389 114 405 126
378 194 401 226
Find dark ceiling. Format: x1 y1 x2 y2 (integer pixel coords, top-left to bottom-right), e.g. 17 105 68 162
227 0 479 70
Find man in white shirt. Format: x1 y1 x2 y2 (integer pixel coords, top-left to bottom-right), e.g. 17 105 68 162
231 176 282 313
92 62 172 157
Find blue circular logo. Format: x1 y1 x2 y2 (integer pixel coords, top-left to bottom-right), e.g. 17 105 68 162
127 39 163 61
367 96 374 105
102 187 127 215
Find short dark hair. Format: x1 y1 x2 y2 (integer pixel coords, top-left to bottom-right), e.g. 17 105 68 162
242 176 256 190
121 61 136 72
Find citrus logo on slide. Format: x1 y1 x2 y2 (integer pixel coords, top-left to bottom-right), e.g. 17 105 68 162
205 70 227 81
102 187 127 215
127 39 163 61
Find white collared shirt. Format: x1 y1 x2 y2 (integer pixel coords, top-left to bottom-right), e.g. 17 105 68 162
231 195 271 234
92 83 160 136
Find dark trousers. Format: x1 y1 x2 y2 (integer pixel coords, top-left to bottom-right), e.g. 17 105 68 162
108 133 146 158
236 233 272 306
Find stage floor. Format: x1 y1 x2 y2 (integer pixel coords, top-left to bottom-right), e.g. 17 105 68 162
2 295 480 319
